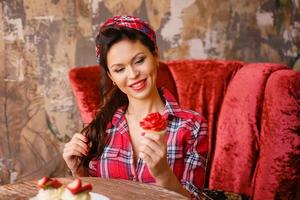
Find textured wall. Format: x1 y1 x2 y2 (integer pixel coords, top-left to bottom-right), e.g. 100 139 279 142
0 0 299 184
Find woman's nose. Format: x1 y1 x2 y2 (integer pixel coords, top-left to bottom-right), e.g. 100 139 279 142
127 66 139 78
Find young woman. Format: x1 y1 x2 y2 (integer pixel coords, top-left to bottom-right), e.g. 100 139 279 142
63 16 208 199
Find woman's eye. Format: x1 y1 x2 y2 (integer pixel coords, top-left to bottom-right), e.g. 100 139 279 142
114 68 124 73
135 57 145 64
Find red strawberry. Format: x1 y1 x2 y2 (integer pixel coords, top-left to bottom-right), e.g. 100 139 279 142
66 179 93 194
66 179 82 194
77 183 92 193
48 179 62 188
37 176 62 189
37 176 50 188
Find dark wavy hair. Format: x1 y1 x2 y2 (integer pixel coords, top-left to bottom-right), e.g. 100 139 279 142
80 26 157 168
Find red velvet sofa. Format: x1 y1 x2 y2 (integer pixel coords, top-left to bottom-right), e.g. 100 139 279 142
68 60 300 200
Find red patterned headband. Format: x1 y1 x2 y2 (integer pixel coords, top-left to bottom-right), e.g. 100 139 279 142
95 16 156 64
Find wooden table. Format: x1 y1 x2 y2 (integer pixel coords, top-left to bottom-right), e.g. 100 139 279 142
0 177 189 200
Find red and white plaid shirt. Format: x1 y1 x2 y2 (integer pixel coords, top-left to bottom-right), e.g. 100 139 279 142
88 88 208 199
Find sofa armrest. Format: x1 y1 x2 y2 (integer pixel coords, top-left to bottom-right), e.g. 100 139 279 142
252 69 300 200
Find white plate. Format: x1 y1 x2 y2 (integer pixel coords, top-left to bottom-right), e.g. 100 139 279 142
30 192 109 200
91 192 110 200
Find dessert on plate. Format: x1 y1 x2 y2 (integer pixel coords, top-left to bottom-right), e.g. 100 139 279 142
36 176 63 200
139 112 167 135
61 178 93 200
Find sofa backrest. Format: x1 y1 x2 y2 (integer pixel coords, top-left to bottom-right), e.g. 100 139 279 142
163 60 299 199
209 62 287 196
68 60 299 199
69 66 103 124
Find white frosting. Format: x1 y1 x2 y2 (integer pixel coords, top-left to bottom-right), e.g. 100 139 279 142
36 187 63 200
61 189 91 200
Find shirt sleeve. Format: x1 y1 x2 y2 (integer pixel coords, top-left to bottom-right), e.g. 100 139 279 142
181 118 208 199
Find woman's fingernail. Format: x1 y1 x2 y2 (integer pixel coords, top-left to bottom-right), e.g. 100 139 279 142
141 132 145 136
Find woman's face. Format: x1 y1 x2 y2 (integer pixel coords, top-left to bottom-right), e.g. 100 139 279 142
107 39 159 101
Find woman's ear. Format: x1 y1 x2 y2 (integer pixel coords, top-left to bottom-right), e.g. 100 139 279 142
107 72 116 86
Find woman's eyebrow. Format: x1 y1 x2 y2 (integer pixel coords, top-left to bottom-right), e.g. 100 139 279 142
110 52 145 68
131 52 145 61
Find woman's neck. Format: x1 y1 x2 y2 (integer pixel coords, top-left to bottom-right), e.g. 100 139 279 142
126 89 164 120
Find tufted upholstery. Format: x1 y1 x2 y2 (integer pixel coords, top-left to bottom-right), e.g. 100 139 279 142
68 59 300 199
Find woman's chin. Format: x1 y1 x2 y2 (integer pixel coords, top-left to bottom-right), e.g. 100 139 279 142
128 85 158 100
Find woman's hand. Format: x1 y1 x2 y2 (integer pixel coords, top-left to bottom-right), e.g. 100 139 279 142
62 133 90 175
139 132 191 198
139 132 171 179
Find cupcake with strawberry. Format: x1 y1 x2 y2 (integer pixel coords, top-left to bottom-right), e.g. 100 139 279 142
61 178 93 200
140 112 167 135
36 176 63 200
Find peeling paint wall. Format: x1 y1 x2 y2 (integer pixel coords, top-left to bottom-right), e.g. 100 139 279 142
0 0 299 184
